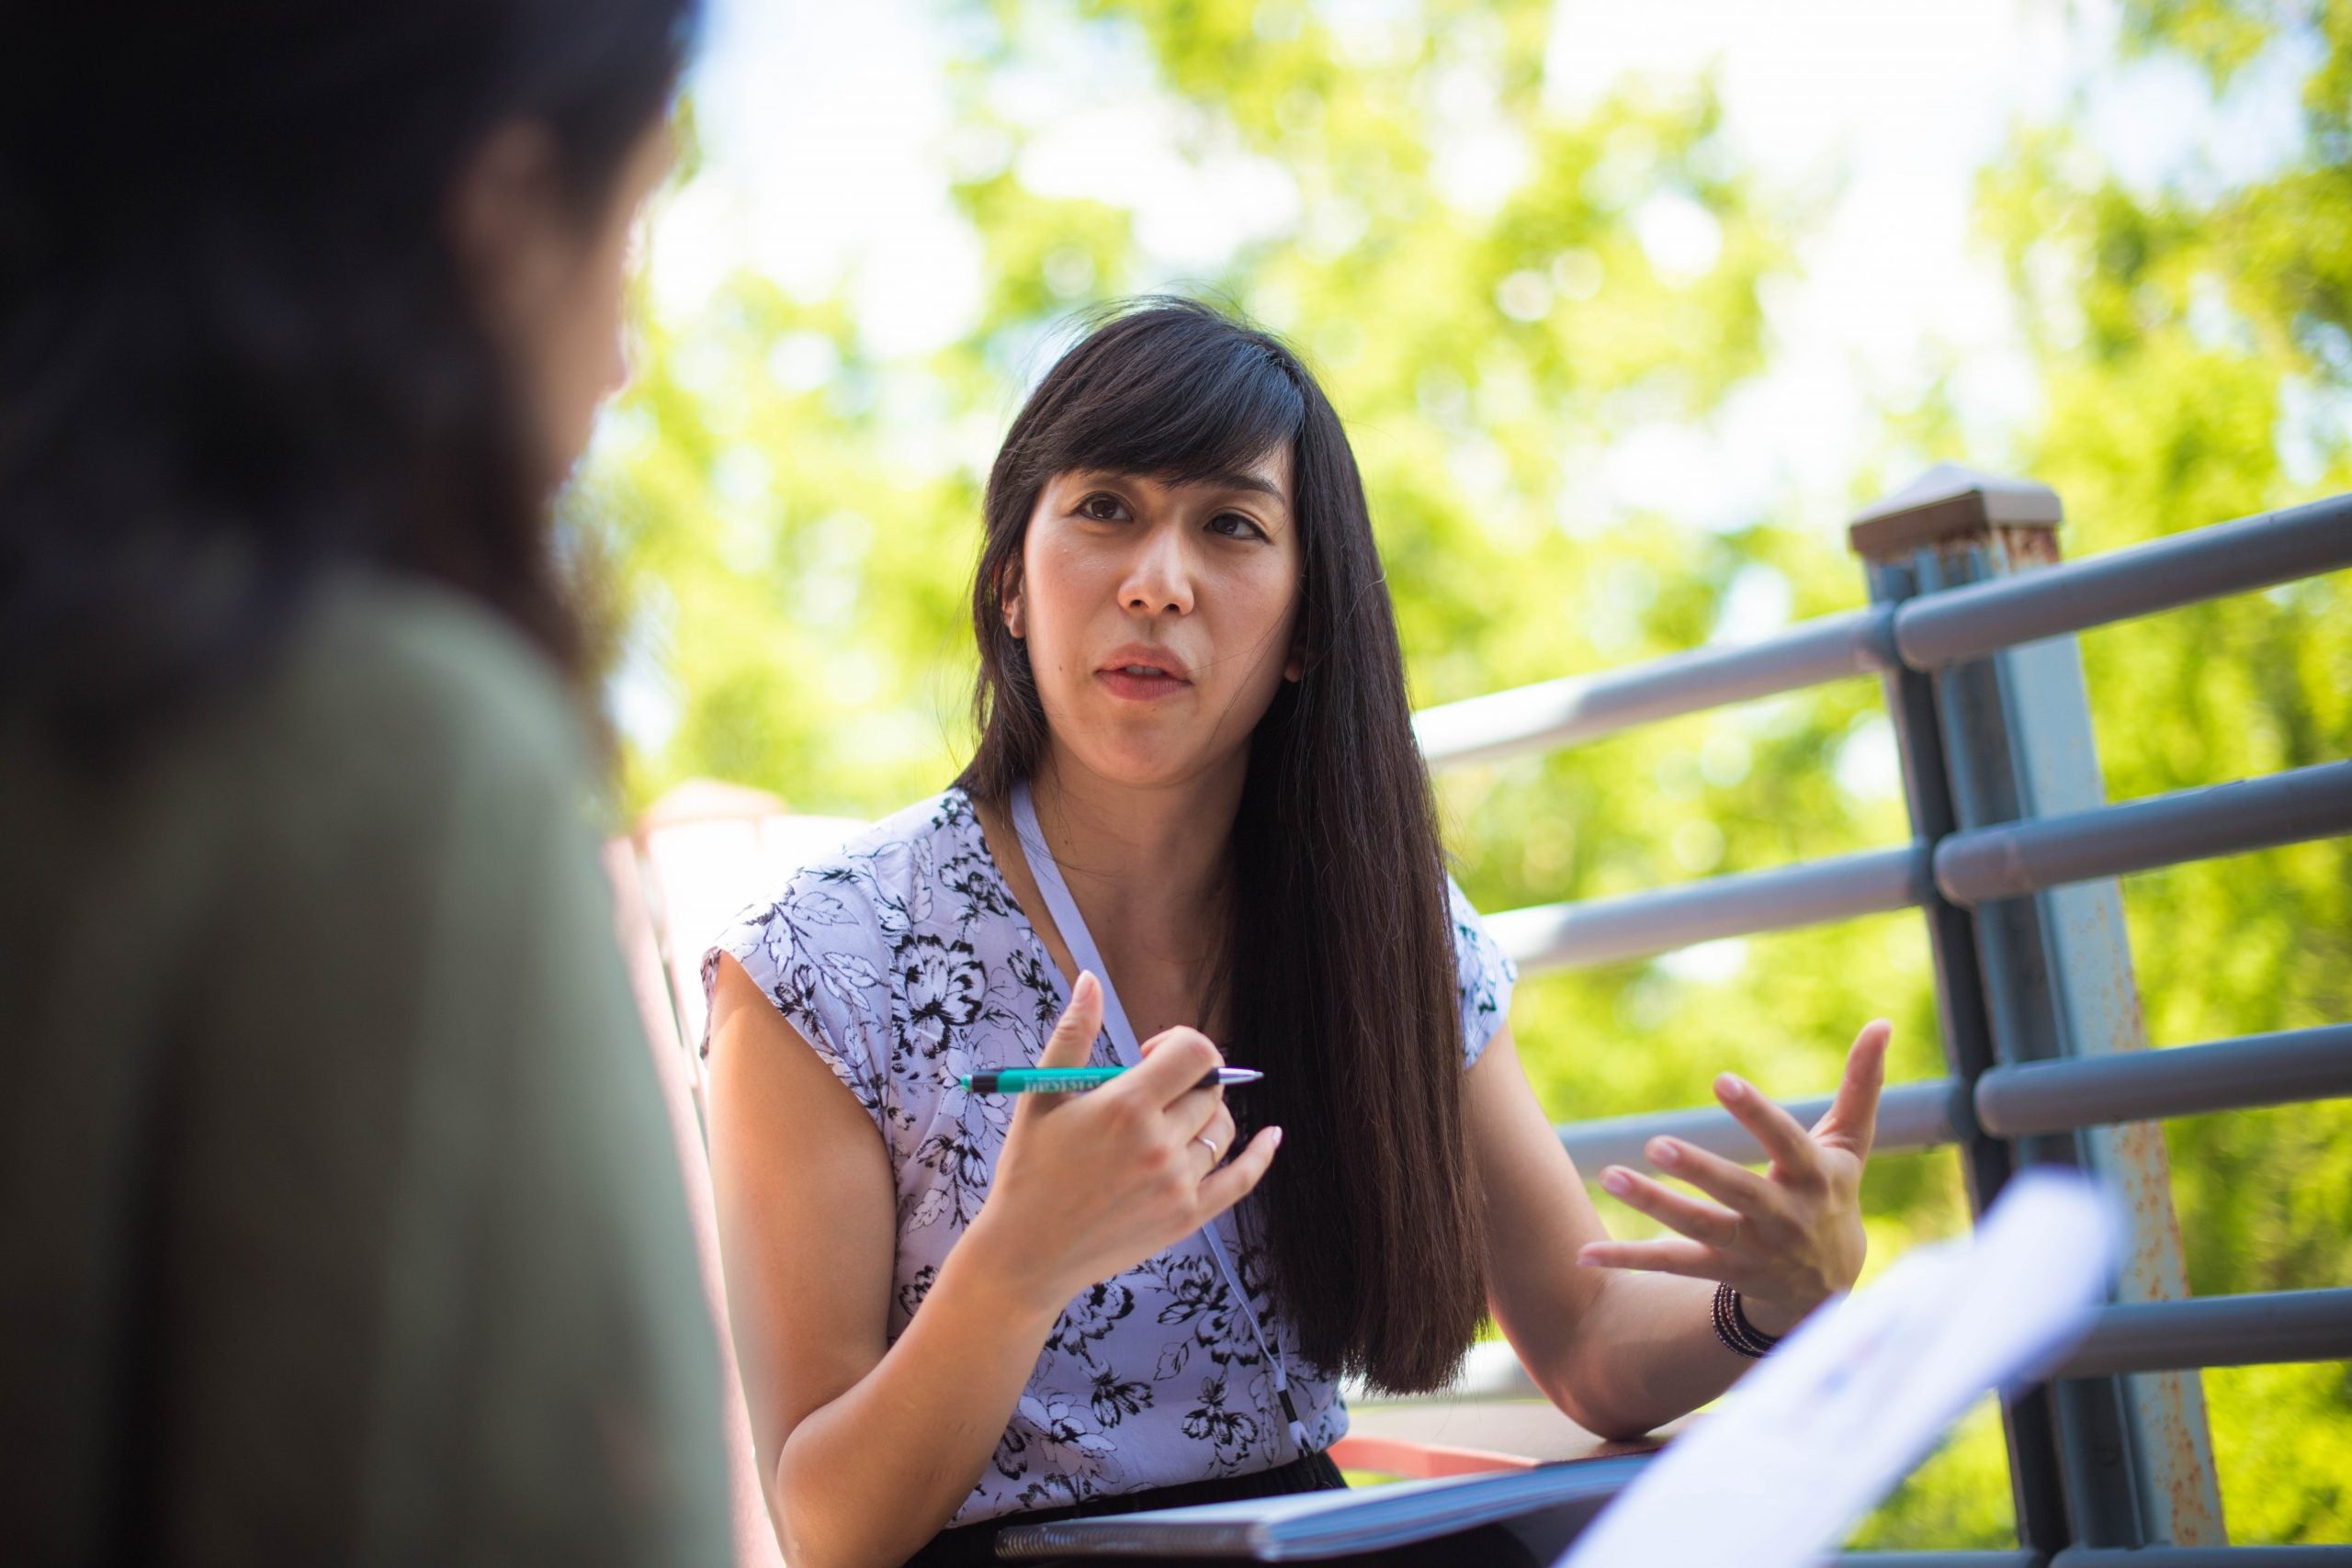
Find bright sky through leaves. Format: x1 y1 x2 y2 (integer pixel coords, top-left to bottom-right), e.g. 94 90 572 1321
644 0 2308 548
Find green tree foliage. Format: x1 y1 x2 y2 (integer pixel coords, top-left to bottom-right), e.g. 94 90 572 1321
586 0 2347 1545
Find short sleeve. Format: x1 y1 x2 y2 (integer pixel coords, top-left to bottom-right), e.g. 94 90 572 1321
702 877 896 1144
1447 876 1518 1069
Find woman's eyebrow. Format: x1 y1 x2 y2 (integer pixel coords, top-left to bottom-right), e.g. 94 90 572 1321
1187 470 1289 506
1071 467 1290 509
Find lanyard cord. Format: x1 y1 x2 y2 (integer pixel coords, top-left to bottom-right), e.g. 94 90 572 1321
1008 781 1310 1457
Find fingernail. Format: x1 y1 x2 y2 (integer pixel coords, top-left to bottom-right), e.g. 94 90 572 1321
1647 1138 1679 1168
1600 1168 1632 1196
1576 1247 1602 1268
1269 1126 1284 1148
1716 1074 1744 1101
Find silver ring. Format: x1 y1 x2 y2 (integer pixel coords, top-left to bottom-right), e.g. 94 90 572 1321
1196 1134 1220 1163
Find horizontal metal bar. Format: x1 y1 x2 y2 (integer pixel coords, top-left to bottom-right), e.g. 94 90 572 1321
1414 607 1896 769
1547 1025 2348 1168
1975 1025 2352 1138
1833 1556 2041 1568
1558 1079 1962 1172
1894 491 2352 671
2054 1289 2352 1377
1491 844 1928 975
2054 1548 2352 1565
1935 760 2352 907
1411 491 2350 770
1413 1290 2352 1414
1393 1292 2348 1454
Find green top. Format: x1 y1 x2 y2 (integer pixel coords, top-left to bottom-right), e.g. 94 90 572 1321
0 574 729 1563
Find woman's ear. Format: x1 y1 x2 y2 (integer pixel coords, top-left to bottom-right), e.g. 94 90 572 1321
446 120 568 344
1283 649 1304 682
1000 567 1025 639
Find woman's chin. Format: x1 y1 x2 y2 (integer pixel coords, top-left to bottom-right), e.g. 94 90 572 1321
1060 737 1242 795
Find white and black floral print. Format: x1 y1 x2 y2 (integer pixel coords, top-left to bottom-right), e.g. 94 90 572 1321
704 787 1517 1529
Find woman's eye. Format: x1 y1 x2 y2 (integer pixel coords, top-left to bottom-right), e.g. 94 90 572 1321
1209 512 1268 541
1079 492 1126 521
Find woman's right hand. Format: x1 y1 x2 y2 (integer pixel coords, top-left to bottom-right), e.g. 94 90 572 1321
966 972 1282 1312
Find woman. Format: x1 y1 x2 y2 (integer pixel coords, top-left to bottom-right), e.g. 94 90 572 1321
0 4 727 1562
704 300 1892 1568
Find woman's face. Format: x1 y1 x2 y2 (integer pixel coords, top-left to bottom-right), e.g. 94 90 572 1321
449 117 674 493
1009 449 1305 793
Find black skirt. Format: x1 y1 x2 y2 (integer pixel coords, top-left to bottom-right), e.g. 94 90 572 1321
901 1450 1543 1568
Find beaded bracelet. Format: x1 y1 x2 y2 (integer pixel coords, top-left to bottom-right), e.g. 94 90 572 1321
1710 1280 1782 1359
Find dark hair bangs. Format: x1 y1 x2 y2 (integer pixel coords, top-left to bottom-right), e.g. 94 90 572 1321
1020 302 1306 492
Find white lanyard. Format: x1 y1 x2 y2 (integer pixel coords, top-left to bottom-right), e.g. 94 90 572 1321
1009 780 1310 1457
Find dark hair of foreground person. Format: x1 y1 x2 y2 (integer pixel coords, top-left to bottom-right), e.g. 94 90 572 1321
2 1 685 752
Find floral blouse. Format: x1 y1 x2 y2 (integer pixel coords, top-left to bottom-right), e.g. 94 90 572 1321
703 787 1516 1529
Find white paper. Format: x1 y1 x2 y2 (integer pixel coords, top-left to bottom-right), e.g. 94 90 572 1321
1559 1169 2121 1568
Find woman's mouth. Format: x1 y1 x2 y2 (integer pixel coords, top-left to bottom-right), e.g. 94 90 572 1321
1096 653 1192 703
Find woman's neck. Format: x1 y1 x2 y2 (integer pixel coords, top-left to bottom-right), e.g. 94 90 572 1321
1027 749 1241 984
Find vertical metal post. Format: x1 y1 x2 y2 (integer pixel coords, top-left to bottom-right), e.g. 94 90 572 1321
1849 465 2225 1551
1855 502 2073 1557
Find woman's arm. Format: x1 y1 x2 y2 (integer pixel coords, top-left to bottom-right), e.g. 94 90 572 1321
705 959 1277 1568
1465 1021 1889 1438
1466 1026 1744 1438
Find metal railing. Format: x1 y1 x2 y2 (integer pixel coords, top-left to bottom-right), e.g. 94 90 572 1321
1414 464 2352 1561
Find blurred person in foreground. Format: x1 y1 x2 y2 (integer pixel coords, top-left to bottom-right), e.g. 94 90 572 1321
0 3 729 1562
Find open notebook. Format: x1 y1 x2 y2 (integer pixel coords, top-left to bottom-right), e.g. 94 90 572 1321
991 1453 1648 1562
993 1172 2118 1563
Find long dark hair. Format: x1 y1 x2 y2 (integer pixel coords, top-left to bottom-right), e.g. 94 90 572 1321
0 0 701 752
959 299 1486 1393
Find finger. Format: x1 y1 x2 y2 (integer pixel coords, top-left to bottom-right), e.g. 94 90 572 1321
1136 1024 1218 1059
1574 1236 1725 1280
1014 975 1104 1130
1196 1125 1282 1214
1813 1020 1893 1163
1162 1083 1224 1144
1714 1074 1824 1190
1174 1086 1233 1138
1645 1136 1779 1217
1186 1100 1238 1164
1598 1166 1742 1249
1127 1027 1223 1106
1036 973 1104 1070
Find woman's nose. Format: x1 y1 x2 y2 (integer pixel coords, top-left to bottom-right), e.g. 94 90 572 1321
1119 524 1194 615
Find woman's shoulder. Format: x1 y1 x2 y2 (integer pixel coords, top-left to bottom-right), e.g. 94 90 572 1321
762 787 983 919
704 785 1024 1078
174 570 601 868
294 570 584 772
714 787 1002 967
166 570 594 867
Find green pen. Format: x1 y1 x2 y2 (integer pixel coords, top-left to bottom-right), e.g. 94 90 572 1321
960 1066 1263 1096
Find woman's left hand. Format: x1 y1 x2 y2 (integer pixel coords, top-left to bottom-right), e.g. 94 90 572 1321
1576 1020 1893 1337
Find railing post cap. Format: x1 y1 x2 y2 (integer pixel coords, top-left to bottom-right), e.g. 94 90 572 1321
1848 462 2063 561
